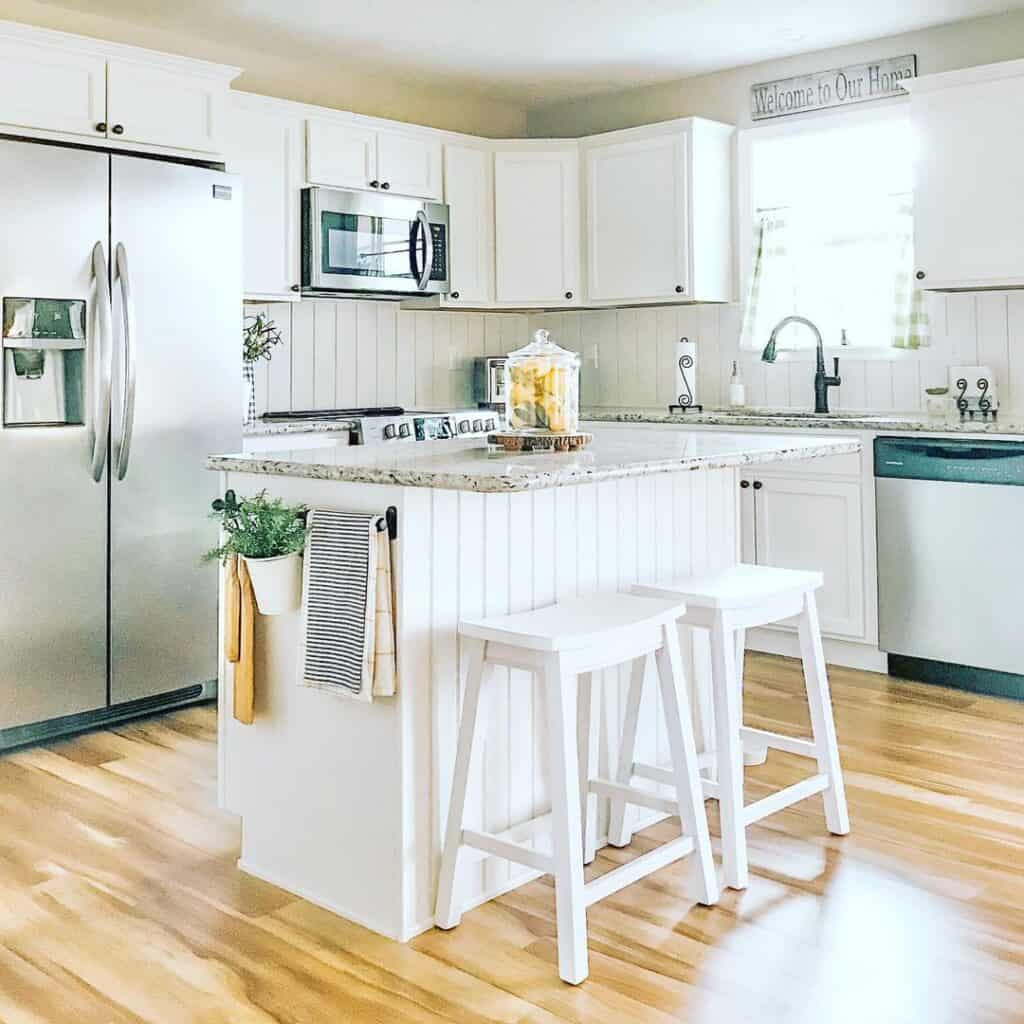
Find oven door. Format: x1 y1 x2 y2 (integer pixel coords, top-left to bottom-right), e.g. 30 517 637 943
302 187 449 295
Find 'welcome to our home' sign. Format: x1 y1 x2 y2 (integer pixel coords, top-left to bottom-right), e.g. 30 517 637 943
751 55 917 121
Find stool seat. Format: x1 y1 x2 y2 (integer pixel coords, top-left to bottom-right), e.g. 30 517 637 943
459 593 688 651
634 564 822 610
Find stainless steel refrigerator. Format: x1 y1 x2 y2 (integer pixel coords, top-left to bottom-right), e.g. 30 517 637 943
0 137 241 748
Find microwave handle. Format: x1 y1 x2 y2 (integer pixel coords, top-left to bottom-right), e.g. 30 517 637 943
414 210 433 292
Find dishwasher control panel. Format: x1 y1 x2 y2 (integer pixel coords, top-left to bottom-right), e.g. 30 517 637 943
874 436 1024 486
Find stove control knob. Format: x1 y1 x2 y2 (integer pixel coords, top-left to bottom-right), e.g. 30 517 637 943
472 419 483 431
383 423 397 440
485 418 496 430
398 422 411 438
458 420 471 434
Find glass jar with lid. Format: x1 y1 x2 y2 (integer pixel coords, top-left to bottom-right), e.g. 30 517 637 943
505 329 581 433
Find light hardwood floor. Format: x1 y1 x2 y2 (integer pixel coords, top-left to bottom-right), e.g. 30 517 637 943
1 654 1022 1023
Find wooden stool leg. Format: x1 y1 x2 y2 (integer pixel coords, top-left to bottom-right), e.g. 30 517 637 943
577 671 599 865
736 628 767 767
797 592 850 836
655 624 719 906
711 616 748 889
435 639 489 930
543 652 588 985
607 654 646 848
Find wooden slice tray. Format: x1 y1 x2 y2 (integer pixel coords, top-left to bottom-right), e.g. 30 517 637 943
487 431 593 453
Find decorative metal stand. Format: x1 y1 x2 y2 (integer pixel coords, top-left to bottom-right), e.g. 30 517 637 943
955 376 999 422
668 337 703 414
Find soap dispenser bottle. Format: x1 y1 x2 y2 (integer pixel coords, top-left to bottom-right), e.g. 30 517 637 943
729 361 746 408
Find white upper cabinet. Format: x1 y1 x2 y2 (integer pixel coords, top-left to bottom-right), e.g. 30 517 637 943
582 119 733 305
493 145 580 307
442 143 494 306
907 59 1024 291
306 117 441 199
376 127 442 200
106 58 228 154
0 32 105 138
228 93 304 302
0 22 237 155
306 118 376 190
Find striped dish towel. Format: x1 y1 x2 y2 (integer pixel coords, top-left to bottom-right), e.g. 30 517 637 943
299 508 397 702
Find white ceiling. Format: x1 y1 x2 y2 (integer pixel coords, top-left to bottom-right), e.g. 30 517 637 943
32 0 1024 106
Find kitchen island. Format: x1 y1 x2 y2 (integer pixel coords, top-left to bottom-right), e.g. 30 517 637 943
209 425 859 942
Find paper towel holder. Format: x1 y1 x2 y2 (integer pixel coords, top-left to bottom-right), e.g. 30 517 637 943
668 336 703 414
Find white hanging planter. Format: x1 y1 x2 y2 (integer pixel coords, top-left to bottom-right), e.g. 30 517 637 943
243 551 302 615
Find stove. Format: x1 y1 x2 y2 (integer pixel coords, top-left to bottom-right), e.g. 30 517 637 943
260 407 501 446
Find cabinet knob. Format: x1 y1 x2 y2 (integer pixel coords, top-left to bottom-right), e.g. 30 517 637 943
753 480 763 490
380 181 390 190
450 291 460 299
111 124 124 135
369 180 380 188
915 270 926 281
290 284 300 292
565 291 573 300
740 480 750 489
675 285 684 294
95 121 107 133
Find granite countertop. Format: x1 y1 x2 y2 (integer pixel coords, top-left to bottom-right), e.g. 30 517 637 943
243 418 357 437
208 426 860 493
582 406 1024 434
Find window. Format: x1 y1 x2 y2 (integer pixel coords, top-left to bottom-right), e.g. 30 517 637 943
739 108 929 355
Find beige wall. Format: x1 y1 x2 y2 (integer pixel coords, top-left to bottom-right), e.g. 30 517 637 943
526 10 1024 136
0 0 527 137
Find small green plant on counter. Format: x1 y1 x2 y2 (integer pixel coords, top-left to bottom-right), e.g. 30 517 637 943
243 313 283 363
203 489 308 563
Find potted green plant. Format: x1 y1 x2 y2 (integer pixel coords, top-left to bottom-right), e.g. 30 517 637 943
242 313 282 427
204 490 307 614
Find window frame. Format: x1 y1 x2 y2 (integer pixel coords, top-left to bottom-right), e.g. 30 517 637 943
736 98 917 362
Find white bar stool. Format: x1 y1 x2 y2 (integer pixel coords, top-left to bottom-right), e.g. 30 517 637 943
434 592 719 985
623 565 850 891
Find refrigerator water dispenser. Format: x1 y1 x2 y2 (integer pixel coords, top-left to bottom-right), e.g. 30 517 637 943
2 297 86 426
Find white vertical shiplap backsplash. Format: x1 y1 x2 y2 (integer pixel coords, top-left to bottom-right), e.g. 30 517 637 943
247 292 1024 418
245 299 528 414
533 290 1024 415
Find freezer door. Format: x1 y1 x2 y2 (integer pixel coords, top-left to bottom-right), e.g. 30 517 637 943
109 157 241 704
0 139 109 729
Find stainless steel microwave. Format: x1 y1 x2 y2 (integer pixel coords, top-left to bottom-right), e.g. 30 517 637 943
301 187 450 296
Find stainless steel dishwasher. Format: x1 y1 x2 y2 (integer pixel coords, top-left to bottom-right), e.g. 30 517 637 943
875 436 1024 699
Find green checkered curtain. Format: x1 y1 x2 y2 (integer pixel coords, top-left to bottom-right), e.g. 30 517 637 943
892 196 930 350
739 210 793 352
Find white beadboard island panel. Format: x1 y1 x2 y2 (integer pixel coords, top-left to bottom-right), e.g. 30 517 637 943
218 466 741 941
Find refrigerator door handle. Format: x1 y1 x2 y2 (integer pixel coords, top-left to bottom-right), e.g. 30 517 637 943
90 241 113 483
113 242 136 481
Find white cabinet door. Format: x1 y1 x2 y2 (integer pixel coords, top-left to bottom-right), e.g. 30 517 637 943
494 147 580 306
106 59 224 154
911 64 1024 290
0 36 105 138
306 117 376 190
377 127 442 199
584 132 688 303
442 144 493 306
752 475 865 640
228 97 303 301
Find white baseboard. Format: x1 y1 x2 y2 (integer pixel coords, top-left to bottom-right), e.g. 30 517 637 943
237 858 406 941
747 627 887 673
242 809 672 944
